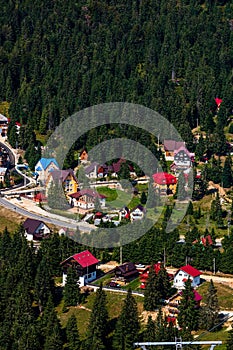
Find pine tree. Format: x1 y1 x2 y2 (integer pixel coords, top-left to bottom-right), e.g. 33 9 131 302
156 264 171 301
66 314 80 350
41 294 63 349
199 279 219 331
226 325 233 350
144 265 160 311
144 316 156 350
85 284 108 350
177 278 199 332
222 156 232 188
34 256 55 313
63 267 81 308
140 191 147 205
113 288 140 350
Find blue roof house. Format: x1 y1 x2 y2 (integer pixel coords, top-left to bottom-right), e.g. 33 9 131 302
35 158 60 185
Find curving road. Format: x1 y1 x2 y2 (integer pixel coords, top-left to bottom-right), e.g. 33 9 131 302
0 196 95 232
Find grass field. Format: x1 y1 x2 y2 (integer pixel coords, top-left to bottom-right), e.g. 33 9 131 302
97 187 140 210
198 281 233 310
57 290 144 339
0 206 25 232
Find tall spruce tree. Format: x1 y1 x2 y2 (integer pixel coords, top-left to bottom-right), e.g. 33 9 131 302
144 264 160 311
63 267 81 308
199 279 219 331
34 256 55 313
41 294 63 349
85 284 108 350
226 325 233 350
156 264 171 301
66 313 80 350
222 156 233 188
177 278 199 332
113 288 140 350
144 316 156 350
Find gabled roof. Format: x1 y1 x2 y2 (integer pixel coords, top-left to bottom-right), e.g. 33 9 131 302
36 158 59 170
174 146 195 158
0 114 8 122
215 97 223 108
164 140 185 152
115 262 138 277
50 169 77 183
63 250 99 268
178 264 201 277
131 204 146 213
84 162 99 174
153 172 177 185
23 218 48 235
69 189 106 199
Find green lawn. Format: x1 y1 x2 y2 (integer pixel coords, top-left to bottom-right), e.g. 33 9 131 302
97 187 140 210
198 282 233 310
93 273 114 286
195 327 229 350
56 290 144 339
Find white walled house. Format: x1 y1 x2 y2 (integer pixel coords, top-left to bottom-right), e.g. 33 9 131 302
23 218 51 241
61 250 99 287
69 189 106 214
173 265 201 289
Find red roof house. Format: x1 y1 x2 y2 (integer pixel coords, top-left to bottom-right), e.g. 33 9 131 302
173 264 201 289
153 172 177 195
153 172 177 185
61 250 99 287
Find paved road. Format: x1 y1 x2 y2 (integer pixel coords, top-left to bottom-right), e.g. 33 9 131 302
0 197 95 233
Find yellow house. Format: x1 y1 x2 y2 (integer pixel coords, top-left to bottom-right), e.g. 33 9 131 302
46 169 78 198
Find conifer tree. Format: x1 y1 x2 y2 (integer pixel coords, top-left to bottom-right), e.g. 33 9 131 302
199 279 219 331
85 284 108 350
140 191 147 205
113 288 140 350
226 325 233 350
63 267 81 308
177 278 199 332
41 294 63 349
34 256 55 313
156 264 171 301
66 314 80 350
144 316 156 350
144 264 160 311
222 156 232 188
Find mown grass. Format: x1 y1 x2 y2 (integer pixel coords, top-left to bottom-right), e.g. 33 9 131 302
198 281 233 310
57 290 144 339
97 187 141 210
195 327 229 350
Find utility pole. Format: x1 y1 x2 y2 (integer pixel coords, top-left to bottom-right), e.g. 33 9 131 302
213 257 216 275
164 247 166 268
120 246 123 265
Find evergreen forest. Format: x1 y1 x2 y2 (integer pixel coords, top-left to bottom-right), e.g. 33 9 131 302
0 0 232 166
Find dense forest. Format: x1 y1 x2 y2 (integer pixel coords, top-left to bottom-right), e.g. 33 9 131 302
0 225 229 350
1 0 233 168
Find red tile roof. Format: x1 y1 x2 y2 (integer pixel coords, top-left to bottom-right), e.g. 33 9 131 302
72 250 99 268
179 264 201 277
153 172 177 185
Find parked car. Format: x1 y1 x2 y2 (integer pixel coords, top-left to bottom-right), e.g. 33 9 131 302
108 281 121 288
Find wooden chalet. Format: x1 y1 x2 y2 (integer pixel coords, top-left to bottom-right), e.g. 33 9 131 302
114 262 139 283
61 250 99 287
